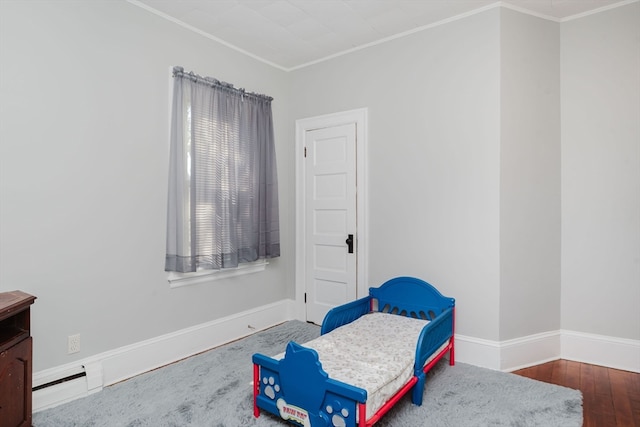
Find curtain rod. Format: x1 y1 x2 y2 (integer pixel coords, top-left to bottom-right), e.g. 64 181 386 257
172 66 273 102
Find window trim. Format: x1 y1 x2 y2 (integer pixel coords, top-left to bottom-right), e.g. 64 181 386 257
167 260 268 288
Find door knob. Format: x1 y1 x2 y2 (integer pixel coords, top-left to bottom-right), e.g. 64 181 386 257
345 234 354 254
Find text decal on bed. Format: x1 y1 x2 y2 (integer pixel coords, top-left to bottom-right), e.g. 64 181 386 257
277 398 311 427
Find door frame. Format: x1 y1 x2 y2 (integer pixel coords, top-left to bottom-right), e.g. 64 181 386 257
295 108 368 321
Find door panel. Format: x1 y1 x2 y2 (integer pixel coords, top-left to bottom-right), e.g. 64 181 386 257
305 123 357 325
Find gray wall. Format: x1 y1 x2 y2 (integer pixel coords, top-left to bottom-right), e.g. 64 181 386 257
290 3 639 346
499 9 561 341
561 2 640 340
0 0 294 372
290 9 503 341
0 0 638 374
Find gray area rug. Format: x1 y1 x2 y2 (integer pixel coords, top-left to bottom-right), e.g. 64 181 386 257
33 321 582 427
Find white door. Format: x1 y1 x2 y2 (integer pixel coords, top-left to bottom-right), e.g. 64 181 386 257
304 123 357 325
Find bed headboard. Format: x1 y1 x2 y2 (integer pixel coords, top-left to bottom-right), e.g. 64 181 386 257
369 276 455 321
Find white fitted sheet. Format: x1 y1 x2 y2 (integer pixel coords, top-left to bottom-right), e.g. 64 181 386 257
276 312 448 420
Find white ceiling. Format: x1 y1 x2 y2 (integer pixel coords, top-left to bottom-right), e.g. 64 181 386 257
130 0 630 70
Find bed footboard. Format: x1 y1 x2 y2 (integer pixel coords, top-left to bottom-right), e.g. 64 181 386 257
253 341 367 427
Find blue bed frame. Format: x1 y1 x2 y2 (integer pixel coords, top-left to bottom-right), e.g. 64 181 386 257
252 276 455 427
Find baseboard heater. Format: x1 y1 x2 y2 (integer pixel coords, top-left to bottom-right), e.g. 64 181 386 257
32 371 86 392
32 364 101 412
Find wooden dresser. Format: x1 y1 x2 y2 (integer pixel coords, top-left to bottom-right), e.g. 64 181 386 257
0 291 36 427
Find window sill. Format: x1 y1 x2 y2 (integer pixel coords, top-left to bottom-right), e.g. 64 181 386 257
167 260 268 288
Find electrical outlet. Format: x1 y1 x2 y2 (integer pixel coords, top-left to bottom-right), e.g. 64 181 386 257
68 334 80 354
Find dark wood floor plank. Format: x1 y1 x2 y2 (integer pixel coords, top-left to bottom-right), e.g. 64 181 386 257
629 393 640 427
550 359 567 386
609 368 635 426
515 365 536 380
625 369 640 394
564 359 581 390
580 363 598 396
534 360 554 383
512 360 640 427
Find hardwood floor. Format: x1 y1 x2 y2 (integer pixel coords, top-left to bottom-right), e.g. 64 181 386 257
513 360 640 427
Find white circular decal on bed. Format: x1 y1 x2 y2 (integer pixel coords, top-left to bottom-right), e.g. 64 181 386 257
332 414 347 427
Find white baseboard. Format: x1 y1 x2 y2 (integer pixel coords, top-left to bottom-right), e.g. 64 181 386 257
457 329 639 373
561 329 640 373
500 331 561 372
453 333 559 371
33 305 639 412
454 334 502 370
33 299 296 412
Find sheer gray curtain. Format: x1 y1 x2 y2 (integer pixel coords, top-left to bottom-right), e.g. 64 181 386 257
165 66 280 273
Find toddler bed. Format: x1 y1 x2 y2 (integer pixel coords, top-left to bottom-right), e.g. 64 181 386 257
252 276 455 427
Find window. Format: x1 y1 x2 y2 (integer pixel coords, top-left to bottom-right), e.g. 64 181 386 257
165 67 280 276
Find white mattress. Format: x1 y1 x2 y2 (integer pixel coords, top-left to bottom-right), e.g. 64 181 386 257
276 312 447 420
